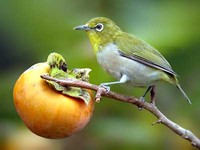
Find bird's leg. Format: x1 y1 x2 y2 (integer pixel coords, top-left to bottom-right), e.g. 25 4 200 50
99 74 129 93
138 86 153 110
150 85 156 105
140 86 153 102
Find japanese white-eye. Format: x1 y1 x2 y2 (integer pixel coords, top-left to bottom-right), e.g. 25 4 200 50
74 17 191 104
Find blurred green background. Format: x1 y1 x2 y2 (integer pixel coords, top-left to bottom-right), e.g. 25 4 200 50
1 0 200 149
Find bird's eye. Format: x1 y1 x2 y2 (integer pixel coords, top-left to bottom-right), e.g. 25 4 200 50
95 23 104 32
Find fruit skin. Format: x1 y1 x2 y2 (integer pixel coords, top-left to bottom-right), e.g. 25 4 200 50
13 62 94 139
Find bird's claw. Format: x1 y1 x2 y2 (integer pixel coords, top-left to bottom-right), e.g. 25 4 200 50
99 84 110 93
139 96 145 102
138 96 145 110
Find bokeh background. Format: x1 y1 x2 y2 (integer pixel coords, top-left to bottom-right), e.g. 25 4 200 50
1 0 200 149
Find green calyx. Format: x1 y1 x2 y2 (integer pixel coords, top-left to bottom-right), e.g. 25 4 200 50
46 52 92 105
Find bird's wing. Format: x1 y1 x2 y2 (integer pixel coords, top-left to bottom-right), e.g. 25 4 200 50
115 33 178 76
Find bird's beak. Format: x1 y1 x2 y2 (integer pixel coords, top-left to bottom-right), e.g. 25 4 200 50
73 25 91 31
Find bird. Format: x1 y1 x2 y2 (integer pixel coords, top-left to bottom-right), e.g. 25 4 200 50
73 17 191 104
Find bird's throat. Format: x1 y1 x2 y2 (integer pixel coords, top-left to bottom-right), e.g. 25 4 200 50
87 35 101 54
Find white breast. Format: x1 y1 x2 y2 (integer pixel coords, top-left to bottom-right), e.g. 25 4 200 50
96 43 164 87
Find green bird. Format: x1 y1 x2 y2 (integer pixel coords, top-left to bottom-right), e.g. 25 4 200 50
73 17 191 104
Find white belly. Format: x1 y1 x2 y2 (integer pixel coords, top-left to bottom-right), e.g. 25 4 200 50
96 43 164 87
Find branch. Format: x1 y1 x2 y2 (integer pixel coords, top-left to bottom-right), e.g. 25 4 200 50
41 74 200 149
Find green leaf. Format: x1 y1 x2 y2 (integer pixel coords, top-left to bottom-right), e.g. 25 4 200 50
45 52 92 105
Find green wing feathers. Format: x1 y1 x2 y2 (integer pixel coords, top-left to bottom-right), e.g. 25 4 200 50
116 32 177 76
115 32 191 104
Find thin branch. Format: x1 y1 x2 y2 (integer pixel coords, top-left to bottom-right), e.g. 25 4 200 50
41 74 200 149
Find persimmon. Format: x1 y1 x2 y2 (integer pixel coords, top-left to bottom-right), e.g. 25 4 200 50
13 62 94 139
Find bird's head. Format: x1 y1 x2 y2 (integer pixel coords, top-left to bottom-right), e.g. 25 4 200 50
74 17 121 53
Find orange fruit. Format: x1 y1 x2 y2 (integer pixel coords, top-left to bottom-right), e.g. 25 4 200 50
13 62 94 139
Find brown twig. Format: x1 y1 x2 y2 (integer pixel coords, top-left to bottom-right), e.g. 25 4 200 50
41 74 200 149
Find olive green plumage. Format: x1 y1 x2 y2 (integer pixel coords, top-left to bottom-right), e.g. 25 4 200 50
74 17 191 104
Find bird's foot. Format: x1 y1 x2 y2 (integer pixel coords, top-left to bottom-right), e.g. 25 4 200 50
95 84 110 103
139 96 146 102
99 83 110 93
138 96 146 110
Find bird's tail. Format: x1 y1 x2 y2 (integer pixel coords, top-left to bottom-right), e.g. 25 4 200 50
176 84 192 105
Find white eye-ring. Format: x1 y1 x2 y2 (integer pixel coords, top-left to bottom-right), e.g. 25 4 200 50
95 23 104 32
